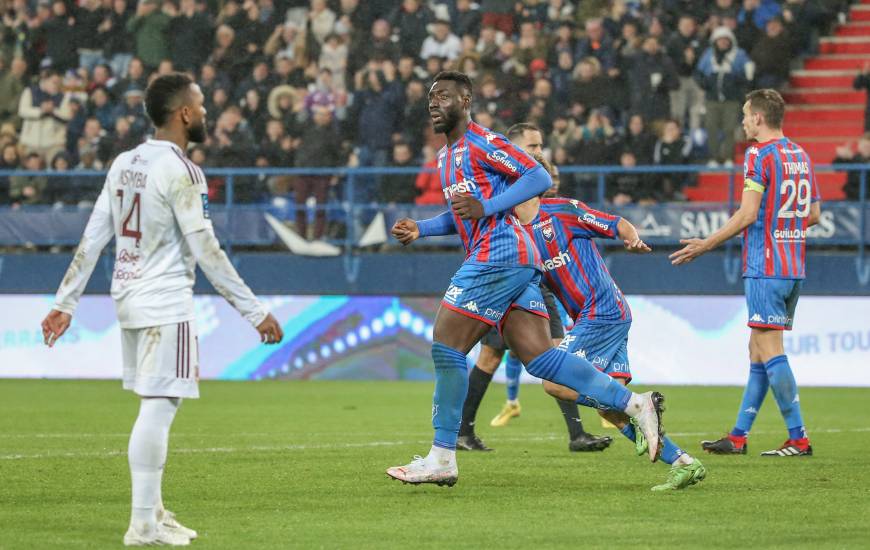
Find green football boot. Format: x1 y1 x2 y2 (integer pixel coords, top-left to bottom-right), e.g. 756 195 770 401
651 458 707 491
630 418 648 457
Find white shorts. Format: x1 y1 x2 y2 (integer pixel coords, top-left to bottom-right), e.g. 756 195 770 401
122 320 200 399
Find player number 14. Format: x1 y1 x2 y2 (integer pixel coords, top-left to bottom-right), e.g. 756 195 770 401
116 189 143 243
777 178 811 219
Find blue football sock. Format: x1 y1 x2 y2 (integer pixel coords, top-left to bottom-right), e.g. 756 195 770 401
431 342 470 450
731 362 769 438
526 349 631 411
505 353 522 401
765 355 806 440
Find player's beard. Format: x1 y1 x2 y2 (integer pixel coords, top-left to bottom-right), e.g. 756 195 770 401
432 109 459 135
187 120 207 143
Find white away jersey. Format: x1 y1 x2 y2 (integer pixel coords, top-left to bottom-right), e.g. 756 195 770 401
66 139 212 329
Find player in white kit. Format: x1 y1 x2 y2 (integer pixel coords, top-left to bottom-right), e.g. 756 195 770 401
40 73 284 546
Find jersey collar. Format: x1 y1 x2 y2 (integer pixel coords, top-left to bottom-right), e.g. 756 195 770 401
146 138 185 155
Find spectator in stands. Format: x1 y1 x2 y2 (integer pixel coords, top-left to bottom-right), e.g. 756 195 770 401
570 57 610 116
126 0 171 72
379 141 418 205
607 151 646 206
622 113 656 164
390 0 433 59
628 36 679 127
551 50 575 110
75 0 107 73
103 116 138 164
40 1 79 73
0 58 27 129
855 62 870 132
260 118 294 168
237 61 275 103
420 18 462 61
751 16 791 90
9 151 47 206
575 18 617 74
307 0 336 45
87 88 115 134
112 58 148 98
653 119 694 200
0 142 21 204
454 0 482 38
99 0 134 79
833 133 870 201
399 79 429 156
350 19 399 76
264 21 306 63
46 151 72 205
351 59 403 204
666 15 705 131
515 21 548 66
415 145 442 205
782 0 826 56
116 87 149 139
294 106 342 241
319 33 349 91
695 26 753 166
17 70 73 162
168 0 214 73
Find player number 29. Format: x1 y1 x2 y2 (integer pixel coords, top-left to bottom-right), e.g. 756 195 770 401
777 178 811 219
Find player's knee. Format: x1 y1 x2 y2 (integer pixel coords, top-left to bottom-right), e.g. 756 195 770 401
542 380 576 401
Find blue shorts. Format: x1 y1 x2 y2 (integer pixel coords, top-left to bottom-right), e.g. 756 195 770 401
558 320 632 383
441 263 549 331
745 277 801 331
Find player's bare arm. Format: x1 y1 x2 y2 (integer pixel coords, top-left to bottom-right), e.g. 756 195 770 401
616 218 651 253
806 201 821 228
670 187 763 265
391 218 420 245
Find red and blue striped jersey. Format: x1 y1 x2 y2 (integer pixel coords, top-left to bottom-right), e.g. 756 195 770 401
742 137 821 279
439 121 542 267
522 198 631 323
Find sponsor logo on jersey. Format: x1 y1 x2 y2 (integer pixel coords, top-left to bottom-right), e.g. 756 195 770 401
463 301 479 313
542 225 555 242
444 284 463 304
438 152 445 168
443 178 478 200
531 218 553 230
579 213 610 232
484 308 503 320
455 146 467 153
117 249 140 263
201 194 210 219
486 149 517 173
112 267 142 281
541 250 571 272
131 154 148 166
774 228 806 242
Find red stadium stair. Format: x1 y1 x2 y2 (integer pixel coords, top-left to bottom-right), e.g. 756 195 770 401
687 1 869 202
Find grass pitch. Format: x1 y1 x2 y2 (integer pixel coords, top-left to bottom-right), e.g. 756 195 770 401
1 380 868 549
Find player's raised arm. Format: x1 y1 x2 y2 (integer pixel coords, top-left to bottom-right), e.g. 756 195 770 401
42 181 115 347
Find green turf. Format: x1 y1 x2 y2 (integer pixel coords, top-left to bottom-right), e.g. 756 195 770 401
1 380 869 549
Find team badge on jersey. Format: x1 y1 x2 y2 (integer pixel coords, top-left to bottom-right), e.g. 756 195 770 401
542 225 555 242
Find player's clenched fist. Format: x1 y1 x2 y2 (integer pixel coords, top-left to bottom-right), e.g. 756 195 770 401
41 309 72 347
391 218 420 245
451 193 484 220
257 313 284 344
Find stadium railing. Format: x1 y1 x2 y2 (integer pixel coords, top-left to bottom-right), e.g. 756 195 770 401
1 163 868 284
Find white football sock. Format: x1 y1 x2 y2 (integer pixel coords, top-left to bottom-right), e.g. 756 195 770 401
128 397 180 530
426 445 456 466
676 453 694 466
623 393 647 417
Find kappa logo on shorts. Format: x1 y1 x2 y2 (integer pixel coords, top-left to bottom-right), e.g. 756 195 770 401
558 334 576 350
574 349 587 359
750 313 763 323
463 301 480 313
444 285 463 304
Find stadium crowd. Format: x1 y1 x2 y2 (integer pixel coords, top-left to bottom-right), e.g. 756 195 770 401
0 0 861 227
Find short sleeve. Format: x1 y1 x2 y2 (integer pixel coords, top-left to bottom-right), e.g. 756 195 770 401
473 131 538 182
560 199 620 239
165 160 212 236
743 146 766 194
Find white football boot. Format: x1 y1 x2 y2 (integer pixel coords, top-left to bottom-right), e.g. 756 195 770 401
158 509 198 540
386 455 458 487
625 391 665 462
123 522 190 546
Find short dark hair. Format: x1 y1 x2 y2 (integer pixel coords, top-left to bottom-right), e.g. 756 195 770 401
145 72 194 128
746 88 786 129
433 71 473 97
506 122 543 140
